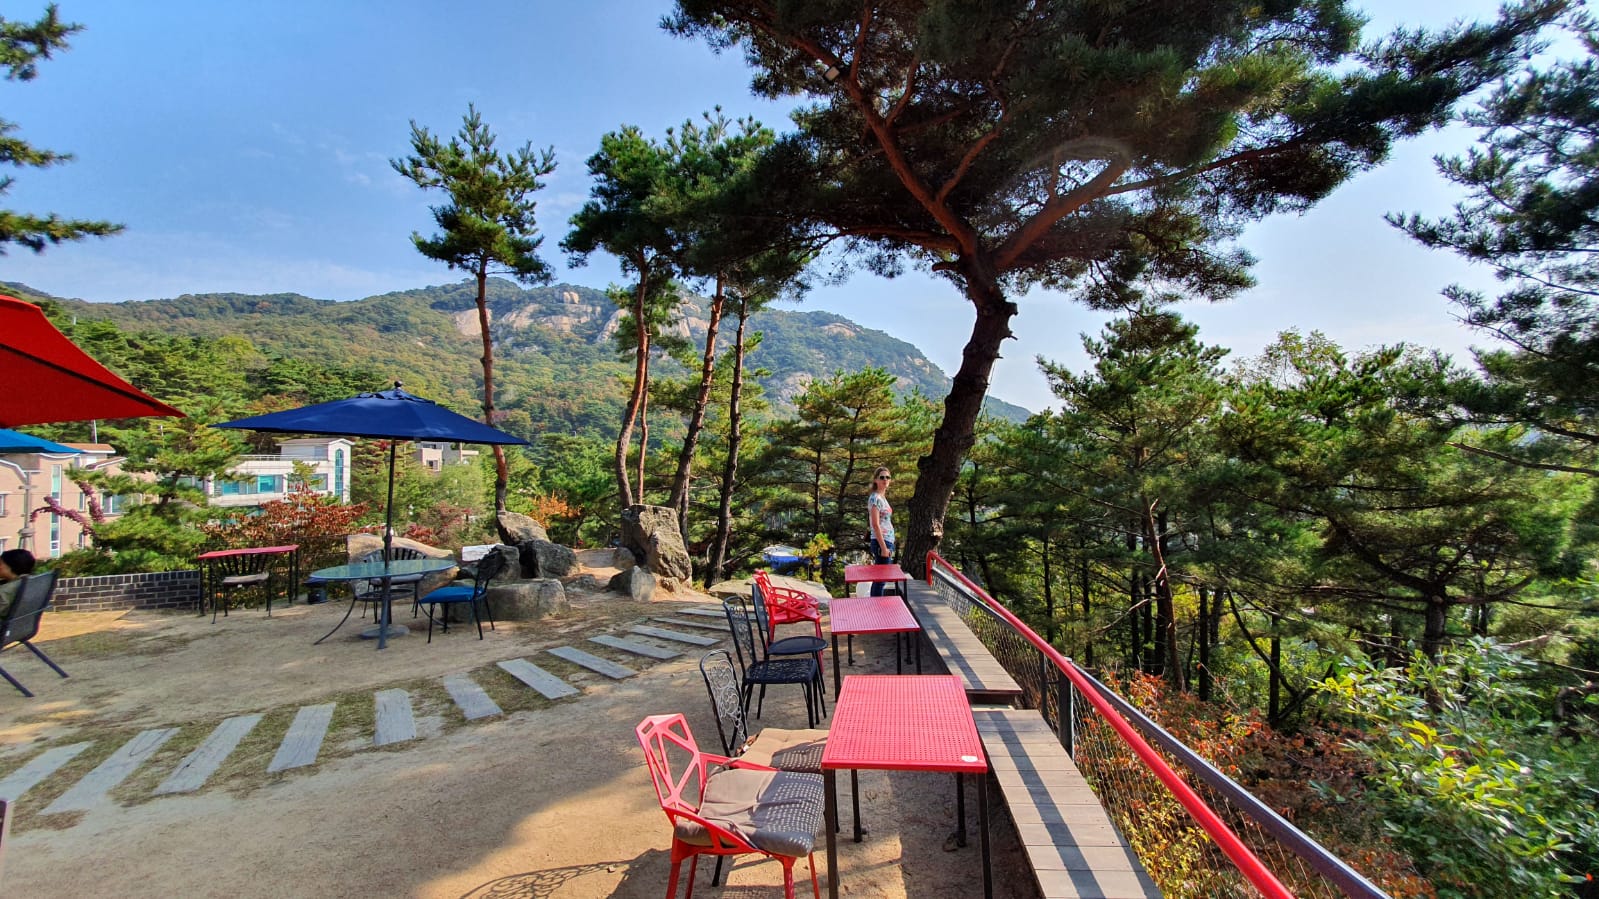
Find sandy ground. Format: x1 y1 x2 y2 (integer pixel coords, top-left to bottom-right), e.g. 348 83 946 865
0 556 1036 898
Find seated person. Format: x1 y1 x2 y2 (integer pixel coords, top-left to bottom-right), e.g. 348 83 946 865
0 548 37 619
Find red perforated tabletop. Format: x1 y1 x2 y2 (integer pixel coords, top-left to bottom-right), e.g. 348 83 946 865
829 597 919 635
842 563 910 585
822 675 986 774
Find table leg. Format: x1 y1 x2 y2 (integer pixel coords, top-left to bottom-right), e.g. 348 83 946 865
896 630 903 674
847 634 854 665
851 769 863 842
955 773 967 847
824 770 839 899
832 634 842 702
980 772 992 898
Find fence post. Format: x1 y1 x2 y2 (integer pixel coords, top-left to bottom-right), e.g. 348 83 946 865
1059 669 1074 757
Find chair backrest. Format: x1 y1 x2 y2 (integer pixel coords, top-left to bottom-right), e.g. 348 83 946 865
2 570 58 647
699 649 750 757
387 546 425 562
634 713 757 854
470 549 507 597
748 582 776 653
722 599 759 677
635 713 711 819
215 551 272 577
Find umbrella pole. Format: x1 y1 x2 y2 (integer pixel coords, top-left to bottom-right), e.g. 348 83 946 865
379 441 398 650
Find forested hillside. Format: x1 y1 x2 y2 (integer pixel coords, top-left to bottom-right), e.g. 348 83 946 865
2 279 1027 437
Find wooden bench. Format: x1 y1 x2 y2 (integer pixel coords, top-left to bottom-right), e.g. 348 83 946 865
902 580 1024 705
976 708 1161 898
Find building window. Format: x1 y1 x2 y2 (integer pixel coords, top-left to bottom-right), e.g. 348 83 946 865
0 494 7 516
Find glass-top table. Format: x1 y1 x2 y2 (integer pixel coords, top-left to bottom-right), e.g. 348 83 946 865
310 558 456 649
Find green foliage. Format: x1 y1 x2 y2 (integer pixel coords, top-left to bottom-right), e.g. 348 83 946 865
1319 639 1599 896
0 4 122 253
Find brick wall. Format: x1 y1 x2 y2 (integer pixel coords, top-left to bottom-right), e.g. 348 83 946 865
53 570 202 613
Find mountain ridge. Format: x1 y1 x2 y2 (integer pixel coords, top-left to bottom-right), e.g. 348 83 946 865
1 279 1032 427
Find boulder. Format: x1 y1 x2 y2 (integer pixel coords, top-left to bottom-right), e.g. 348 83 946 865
607 565 657 602
489 579 569 620
620 504 692 580
612 547 640 570
518 539 577 578
495 511 549 544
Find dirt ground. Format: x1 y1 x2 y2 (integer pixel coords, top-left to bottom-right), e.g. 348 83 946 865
0 554 1035 898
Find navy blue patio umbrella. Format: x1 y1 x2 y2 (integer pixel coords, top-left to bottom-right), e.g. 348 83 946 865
216 384 528 647
214 382 528 561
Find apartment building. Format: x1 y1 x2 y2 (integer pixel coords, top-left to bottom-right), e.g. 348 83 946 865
0 443 123 560
206 437 353 508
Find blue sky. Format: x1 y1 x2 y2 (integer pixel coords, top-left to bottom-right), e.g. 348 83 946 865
0 0 1544 412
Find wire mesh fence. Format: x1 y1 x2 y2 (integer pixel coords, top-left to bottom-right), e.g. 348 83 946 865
929 559 1388 899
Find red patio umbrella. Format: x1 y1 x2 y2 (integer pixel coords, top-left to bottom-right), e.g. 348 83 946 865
0 294 184 427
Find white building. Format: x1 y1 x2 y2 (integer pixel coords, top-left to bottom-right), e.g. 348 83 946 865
206 437 353 508
0 444 124 559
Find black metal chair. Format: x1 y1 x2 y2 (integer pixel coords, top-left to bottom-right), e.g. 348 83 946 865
751 582 828 716
351 546 428 622
722 600 820 728
204 552 276 622
415 549 504 642
1 570 69 697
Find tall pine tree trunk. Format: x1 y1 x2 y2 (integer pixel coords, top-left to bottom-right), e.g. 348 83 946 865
669 272 725 539
902 266 1016 575
615 272 651 509
706 297 749 589
474 266 509 513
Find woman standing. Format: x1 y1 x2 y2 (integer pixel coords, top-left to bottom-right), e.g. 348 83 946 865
867 467 895 596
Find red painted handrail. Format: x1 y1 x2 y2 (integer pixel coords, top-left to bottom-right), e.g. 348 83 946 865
927 551 1295 899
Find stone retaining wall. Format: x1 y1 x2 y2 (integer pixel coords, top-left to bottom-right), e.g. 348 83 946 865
52 570 201 613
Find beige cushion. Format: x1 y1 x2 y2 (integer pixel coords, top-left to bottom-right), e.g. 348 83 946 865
674 767 825 858
741 728 826 774
221 572 270 586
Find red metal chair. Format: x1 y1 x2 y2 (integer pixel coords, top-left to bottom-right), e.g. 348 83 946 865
752 570 823 643
635 713 825 899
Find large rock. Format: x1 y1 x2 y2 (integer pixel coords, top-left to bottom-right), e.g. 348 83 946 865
495 511 549 544
608 565 656 602
489 579 569 620
620 505 691 580
518 539 577 578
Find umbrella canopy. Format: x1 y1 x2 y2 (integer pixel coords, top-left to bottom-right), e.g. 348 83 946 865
0 295 185 427
0 429 80 455
215 384 528 648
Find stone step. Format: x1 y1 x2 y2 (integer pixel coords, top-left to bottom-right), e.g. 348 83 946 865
442 674 502 721
154 714 262 795
373 689 417 746
497 658 579 700
591 630 684 659
45 728 180 814
0 742 92 802
678 607 728 618
652 616 728 632
546 646 637 679
629 625 719 646
589 635 681 660
268 703 335 773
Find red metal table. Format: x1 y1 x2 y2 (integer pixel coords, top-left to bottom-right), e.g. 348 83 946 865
843 562 910 597
827 596 921 699
197 544 300 617
822 675 991 899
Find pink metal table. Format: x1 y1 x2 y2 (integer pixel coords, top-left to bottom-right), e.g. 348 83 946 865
843 562 910 597
827 596 921 699
822 675 991 898
196 544 300 616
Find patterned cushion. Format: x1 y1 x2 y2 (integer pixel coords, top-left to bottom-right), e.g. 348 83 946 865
675 768 825 858
741 728 826 773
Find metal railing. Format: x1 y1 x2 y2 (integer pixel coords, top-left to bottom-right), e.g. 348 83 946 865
926 552 1388 899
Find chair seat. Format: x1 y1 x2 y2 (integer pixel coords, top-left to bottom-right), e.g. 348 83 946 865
769 635 826 656
674 767 825 858
748 657 817 684
419 585 475 603
740 727 827 773
371 572 426 585
220 572 270 586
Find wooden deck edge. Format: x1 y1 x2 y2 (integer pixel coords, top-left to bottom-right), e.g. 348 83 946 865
975 708 1162 899
902 580 1023 701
